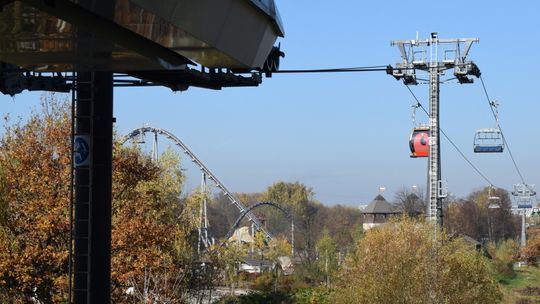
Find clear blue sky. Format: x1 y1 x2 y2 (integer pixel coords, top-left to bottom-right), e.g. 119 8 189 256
2 0 539 206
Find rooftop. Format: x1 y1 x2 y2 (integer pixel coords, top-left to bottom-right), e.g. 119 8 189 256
362 194 400 214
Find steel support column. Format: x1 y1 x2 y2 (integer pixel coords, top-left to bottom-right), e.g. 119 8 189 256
73 72 113 304
428 64 442 226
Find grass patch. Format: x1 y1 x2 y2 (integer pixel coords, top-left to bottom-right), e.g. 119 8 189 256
500 265 540 304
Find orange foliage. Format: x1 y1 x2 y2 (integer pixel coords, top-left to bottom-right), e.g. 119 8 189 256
0 95 195 303
0 95 71 303
522 228 540 265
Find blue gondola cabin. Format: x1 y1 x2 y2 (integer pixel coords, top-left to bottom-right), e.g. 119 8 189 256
473 128 504 153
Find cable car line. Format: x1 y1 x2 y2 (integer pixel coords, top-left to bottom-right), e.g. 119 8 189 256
405 85 494 186
273 65 389 74
273 62 529 199
270 62 477 75
479 76 526 184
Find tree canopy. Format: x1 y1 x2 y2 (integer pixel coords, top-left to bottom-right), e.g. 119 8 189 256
0 95 198 303
333 217 502 304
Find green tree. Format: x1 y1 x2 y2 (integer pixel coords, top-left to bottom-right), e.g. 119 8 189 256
111 144 196 303
222 243 247 295
315 229 339 287
267 236 292 292
265 182 319 259
333 217 502 304
486 239 519 281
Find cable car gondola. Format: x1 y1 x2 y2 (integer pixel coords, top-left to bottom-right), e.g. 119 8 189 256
409 104 429 158
487 185 500 209
474 101 504 153
410 126 429 158
473 128 504 153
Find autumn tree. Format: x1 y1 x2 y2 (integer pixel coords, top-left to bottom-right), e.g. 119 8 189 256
393 186 426 217
444 187 520 242
522 227 540 266
0 95 71 303
111 144 198 303
312 204 362 250
333 217 502 304
265 181 319 259
0 95 199 303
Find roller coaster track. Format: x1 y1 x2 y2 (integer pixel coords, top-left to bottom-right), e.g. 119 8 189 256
123 126 272 239
225 201 294 255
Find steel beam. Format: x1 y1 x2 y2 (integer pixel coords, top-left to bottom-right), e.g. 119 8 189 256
73 72 113 304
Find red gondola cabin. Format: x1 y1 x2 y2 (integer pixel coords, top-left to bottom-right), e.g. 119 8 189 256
410 127 429 158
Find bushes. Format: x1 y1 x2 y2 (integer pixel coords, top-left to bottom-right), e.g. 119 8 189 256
294 287 334 304
216 291 292 304
522 228 540 266
251 273 274 292
487 239 520 282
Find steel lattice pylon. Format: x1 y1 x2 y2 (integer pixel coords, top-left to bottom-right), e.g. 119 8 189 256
388 33 480 228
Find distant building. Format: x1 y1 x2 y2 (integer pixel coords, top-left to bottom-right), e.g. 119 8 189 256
361 194 401 231
238 255 294 275
239 257 274 274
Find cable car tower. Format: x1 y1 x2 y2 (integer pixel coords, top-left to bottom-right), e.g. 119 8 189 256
512 183 536 247
388 33 481 227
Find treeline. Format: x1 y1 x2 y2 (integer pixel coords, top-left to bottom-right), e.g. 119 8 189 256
207 182 362 257
444 188 521 242
209 183 523 254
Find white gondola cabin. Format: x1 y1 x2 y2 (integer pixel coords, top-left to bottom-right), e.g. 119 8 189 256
473 128 504 153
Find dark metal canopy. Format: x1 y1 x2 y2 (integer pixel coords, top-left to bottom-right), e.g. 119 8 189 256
0 0 285 92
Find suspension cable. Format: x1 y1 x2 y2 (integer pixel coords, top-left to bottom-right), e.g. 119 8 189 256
405 86 494 186
479 76 526 184
273 65 389 74
273 63 472 75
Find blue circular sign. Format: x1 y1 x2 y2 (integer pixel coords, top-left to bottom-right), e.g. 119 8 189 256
74 136 90 166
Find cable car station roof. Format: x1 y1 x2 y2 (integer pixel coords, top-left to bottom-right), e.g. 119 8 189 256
0 0 284 91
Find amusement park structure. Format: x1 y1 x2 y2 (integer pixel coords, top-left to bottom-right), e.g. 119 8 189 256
123 126 285 251
225 201 294 255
